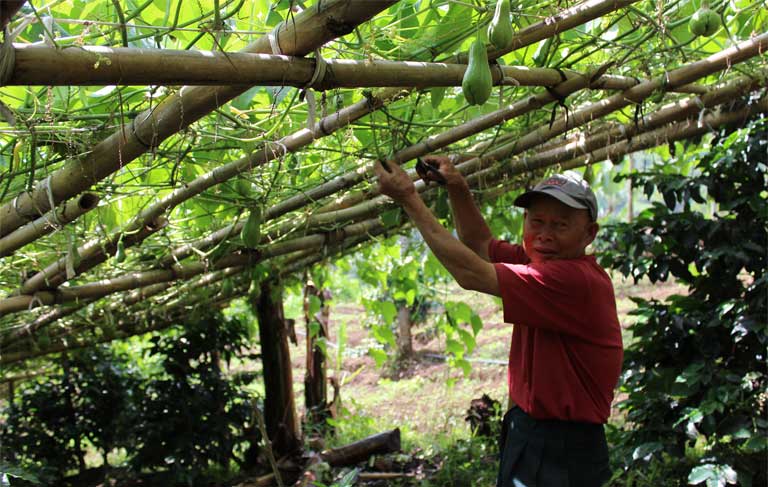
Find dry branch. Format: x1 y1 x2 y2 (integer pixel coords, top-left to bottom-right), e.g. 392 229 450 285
0 193 99 258
0 0 399 237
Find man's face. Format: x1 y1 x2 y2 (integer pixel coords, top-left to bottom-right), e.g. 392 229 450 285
522 195 598 263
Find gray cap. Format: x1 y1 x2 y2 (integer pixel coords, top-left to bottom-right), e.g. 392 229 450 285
514 171 598 221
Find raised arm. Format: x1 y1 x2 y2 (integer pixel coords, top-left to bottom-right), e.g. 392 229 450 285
421 155 493 261
375 160 499 296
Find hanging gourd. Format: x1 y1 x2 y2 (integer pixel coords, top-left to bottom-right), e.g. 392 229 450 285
241 206 263 249
689 5 720 37
462 39 493 106
114 237 126 263
488 0 513 49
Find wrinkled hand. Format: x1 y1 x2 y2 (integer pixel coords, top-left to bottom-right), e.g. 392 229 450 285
421 155 466 187
374 160 417 204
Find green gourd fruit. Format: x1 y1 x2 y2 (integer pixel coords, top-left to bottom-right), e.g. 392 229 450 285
488 0 513 49
241 206 263 249
114 239 126 263
689 6 720 37
462 40 493 106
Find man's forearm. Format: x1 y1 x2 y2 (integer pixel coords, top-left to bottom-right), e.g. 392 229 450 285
400 193 498 296
447 180 493 257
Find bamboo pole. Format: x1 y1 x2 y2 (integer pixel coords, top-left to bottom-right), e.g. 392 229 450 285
10 44 649 89
0 0 655 334
1 216 382 319
0 193 100 258
19 216 168 295
556 98 768 172
466 98 768 198
506 74 767 172
292 35 768 231
0 0 399 238
6 0 640 294
0 251 259 316
0 266 247 353
464 0 642 63
0 306 183 365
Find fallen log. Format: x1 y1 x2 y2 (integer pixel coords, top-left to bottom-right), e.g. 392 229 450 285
320 428 401 467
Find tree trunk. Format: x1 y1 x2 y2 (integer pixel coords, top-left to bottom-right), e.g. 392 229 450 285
303 280 331 429
396 304 413 359
251 279 300 458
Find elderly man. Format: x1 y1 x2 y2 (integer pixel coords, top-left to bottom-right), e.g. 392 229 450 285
375 155 623 487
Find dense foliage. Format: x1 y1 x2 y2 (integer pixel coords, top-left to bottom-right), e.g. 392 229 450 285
598 118 767 486
1 310 257 485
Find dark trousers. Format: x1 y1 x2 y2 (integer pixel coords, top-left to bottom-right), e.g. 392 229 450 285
496 407 611 487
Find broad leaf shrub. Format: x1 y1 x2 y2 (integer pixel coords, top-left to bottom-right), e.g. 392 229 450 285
1 346 140 484
128 311 256 484
598 119 767 486
0 310 257 485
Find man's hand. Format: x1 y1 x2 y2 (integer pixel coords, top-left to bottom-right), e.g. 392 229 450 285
421 155 467 188
374 160 417 204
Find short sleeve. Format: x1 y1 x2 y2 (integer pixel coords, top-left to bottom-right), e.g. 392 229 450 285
488 239 530 265
494 259 597 340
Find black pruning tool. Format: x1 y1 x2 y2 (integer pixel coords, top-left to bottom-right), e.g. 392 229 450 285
415 158 447 186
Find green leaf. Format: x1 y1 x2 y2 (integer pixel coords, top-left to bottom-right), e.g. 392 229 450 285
689 465 716 485
379 208 403 228
369 348 388 368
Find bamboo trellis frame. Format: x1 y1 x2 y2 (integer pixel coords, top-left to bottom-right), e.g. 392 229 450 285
0 0 400 237
2 0 642 314
0 0 765 365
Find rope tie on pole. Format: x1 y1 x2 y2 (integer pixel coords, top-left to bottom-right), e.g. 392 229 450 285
42 175 65 228
268 21 284 55
304 49 328 131
0 28 16 86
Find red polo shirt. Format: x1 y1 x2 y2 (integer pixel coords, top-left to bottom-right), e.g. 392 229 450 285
489 239 623 424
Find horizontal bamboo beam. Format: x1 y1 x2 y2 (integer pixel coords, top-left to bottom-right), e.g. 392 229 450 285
557 98 768 171
0 0 398 238
300 34 768 230
19 216 168 295
0 0 657 336
508 74 766 172
0 193 99 258
0 251 259 316
10 44 651 90
161 68 619 266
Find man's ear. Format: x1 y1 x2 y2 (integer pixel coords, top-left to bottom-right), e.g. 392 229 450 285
585 221 599 245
